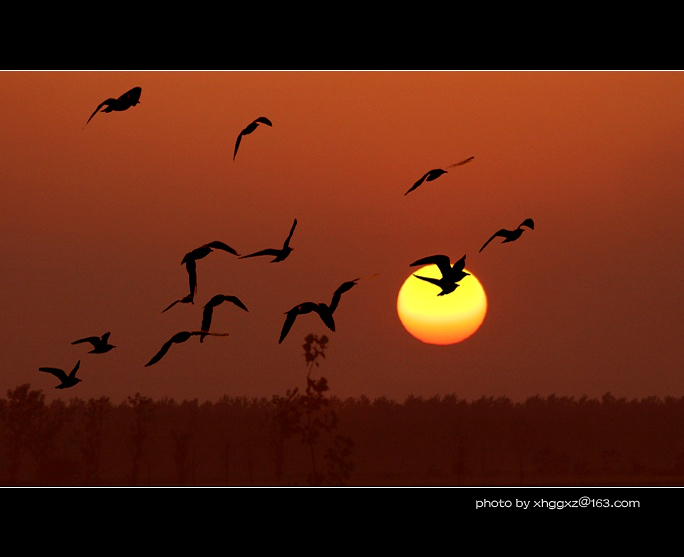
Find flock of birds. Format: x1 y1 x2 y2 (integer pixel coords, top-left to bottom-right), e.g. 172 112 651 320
39 85 535 390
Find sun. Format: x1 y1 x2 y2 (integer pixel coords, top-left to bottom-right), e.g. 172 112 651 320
397 264 487 345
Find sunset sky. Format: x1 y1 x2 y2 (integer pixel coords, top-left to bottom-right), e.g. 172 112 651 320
1 70 682 404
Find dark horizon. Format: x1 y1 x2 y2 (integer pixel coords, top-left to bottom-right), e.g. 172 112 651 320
3 377 683 487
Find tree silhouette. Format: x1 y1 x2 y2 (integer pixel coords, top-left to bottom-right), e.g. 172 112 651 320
2 384 46 485
172 430 193 486
299 334 355 486
171 400 199 486
127 393 154 486
32 399 71 485
268 387 302 485
80 396 111 486
1 386 682 486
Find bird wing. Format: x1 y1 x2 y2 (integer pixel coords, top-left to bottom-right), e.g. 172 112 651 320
69 360 81 378
162 293 194 313
221 295 249 312
185 259 197 294
118 86 142 104
161 299 180 313
412 274 446 288
479 230 507 252
279 310 300 344
101 332 111 343
85 99 112 125
39 367 69 381
254 116 273 126
71 336 99 347
404 171 430 195
283 218 297 248
204 294 225 309
239 248 280 259
452 254 467 273
520 218 535 230
409 254 452 277
206 241 239 256
329 280 358 314
200 306 214 343
233 133 243 160
314 305 336 331
145 338 176 367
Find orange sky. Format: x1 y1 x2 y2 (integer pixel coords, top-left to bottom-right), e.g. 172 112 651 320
1 70 683 404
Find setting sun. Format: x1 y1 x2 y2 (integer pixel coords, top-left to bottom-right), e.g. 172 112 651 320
397 265 487 345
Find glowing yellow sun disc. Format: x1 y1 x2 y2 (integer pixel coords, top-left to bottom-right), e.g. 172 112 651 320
396 265 487 345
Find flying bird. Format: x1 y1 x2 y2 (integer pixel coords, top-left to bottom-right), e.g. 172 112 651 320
85 86 142 126
279 277 372 344
40 361 82 389
162 292 195 313
404 157 474 196
239 218 297 263
144 331 230 367
200 294 249 343
181 241 240 295
233 116 272 160
71 332 115 353
479 218 535 253
279 303 334 345
410 254 469 296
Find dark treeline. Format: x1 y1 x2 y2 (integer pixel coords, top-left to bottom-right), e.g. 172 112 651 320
3 383 684 486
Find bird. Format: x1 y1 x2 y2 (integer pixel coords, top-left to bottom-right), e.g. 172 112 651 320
71 332 116 353
279 303 334 344
233 116 272 160
279 278 364 343
239 218 297 263
144 331 230 367
404 157 473 196
479 218 535 253
85 86 142 126
200 294 249 342
40 361 82 389
181 241 240 295
410 254 469 296
162 292 194 313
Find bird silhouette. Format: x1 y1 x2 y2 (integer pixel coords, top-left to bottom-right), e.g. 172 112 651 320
404 157 473 196
144 331 230 367
279 277 365 343
200 294 249 342
71 332 115 353
85 86 142 126
181 241 240 295
479 218 535 252
239 218 297 263
162 292 195 313
279 303 334 344
233 116 272 160
410 254 469 296
40 361 82 389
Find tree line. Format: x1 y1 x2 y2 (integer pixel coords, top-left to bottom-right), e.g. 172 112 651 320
3 385 684 486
